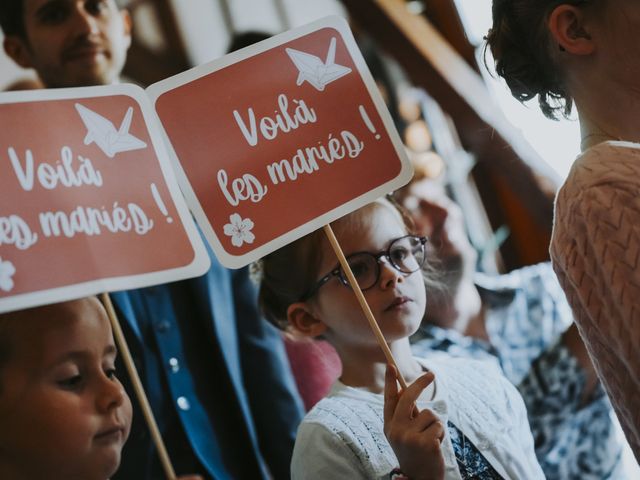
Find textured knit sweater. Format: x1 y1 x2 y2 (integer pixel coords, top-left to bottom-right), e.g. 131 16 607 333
291 357 544 480
551 140 640 462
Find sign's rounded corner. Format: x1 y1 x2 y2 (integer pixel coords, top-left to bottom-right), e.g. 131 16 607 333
322 14 350 31
214 249 254 270
189 245 212 276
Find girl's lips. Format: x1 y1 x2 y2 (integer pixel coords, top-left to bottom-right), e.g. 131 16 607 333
94 426 125 444
384 296 411 311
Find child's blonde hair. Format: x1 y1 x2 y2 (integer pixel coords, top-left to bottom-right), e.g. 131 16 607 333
0 297 107 391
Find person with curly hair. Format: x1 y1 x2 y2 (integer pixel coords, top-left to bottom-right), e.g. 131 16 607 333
486 0 640 462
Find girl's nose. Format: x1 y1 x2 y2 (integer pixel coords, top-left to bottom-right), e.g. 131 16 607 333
96 375 126 413
378 259 404 289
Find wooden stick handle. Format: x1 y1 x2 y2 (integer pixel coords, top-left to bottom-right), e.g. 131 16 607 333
100 293 177 480
323 225 408 390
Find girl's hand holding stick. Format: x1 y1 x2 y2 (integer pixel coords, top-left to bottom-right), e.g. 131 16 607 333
384 365 445 480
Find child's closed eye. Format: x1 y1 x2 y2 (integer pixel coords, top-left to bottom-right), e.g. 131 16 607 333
57 374 84 390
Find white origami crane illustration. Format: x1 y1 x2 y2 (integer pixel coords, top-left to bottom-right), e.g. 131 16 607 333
75 103 147 158
286 37 352 91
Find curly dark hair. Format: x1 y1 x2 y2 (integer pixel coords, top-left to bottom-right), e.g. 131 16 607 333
0 1 25 38
485 0 595 120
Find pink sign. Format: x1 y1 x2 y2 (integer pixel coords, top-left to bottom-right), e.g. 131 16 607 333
148 16 412 268
0 85 209 313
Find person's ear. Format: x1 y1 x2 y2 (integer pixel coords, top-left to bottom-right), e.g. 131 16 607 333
3 36 34 69
120 9 133 50
287 302 327 338
548 4 595 55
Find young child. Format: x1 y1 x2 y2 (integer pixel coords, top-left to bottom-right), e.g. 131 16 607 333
257 197 545 479
0 297 201 480
0 297 133 479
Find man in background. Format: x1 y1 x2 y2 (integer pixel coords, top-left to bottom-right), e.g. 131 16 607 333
0 1 303 478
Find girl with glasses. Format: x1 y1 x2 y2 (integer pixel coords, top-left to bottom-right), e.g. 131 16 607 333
256 197 544 479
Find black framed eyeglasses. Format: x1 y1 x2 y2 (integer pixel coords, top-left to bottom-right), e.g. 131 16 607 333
300 235 428 300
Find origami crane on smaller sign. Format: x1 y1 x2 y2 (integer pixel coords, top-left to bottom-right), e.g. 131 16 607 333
286 37 352 91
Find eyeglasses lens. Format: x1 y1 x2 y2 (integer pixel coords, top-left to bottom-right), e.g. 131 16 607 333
344 254 378 291
338 236 425 291
390 236 425 273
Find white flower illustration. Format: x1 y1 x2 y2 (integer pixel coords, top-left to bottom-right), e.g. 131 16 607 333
223 213 255 248
0 257 16 292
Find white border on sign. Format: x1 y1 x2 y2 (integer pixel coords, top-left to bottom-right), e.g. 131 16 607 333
146 15 413 269
0 84 210 314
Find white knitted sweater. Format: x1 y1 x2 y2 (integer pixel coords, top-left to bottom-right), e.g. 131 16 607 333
291 356 544 480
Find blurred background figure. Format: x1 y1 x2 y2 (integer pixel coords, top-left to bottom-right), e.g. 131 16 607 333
394 159 625 479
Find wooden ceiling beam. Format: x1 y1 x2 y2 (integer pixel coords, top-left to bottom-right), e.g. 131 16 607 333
419 0 478 72
341 0 556 230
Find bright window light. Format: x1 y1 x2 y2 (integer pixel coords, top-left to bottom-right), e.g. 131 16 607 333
454 0 579 181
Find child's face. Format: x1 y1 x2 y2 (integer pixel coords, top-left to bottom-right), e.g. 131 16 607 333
311 203 427 350
0 297 132 480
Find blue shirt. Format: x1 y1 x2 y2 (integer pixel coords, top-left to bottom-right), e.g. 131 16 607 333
111 254 304 479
